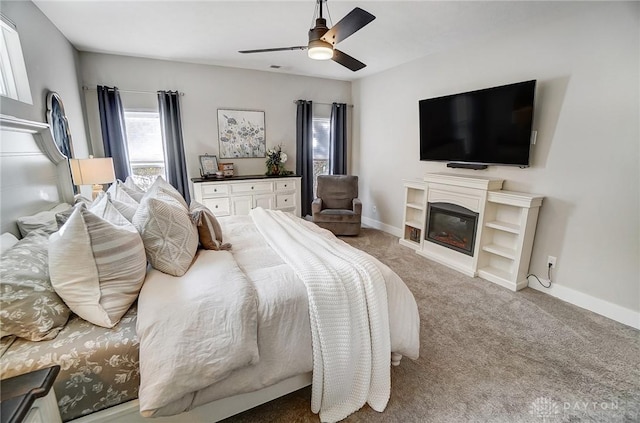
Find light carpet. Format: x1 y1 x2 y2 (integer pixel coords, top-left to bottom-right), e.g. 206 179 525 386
222 227 640 422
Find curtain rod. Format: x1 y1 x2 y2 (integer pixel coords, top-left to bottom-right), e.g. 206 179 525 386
293 100 353 108
82 86 184 96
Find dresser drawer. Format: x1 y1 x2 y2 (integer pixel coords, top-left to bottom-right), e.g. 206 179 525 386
231 181 273 194
276 180 296 191
201 183 229 197
276 194 295 208
202 198 230 216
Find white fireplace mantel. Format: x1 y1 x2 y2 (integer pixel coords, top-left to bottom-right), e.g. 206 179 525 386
400 173 543 291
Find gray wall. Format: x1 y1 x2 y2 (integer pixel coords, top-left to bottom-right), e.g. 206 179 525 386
0 1 90 160
79 53 351 186
352 3 639 319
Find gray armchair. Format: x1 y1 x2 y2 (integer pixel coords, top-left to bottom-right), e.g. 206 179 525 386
312 175 361 236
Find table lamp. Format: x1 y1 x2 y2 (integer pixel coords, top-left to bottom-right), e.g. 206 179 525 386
69 156 116 199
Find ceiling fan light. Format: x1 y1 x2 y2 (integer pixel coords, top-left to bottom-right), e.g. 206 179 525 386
307 40 333 60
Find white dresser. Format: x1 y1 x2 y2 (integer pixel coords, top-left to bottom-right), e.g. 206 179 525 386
192 175 301 217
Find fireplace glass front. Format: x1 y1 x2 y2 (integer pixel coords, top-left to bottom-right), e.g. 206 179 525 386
426 202 479 256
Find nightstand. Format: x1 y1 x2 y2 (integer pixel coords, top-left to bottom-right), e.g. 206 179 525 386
0 365 61 423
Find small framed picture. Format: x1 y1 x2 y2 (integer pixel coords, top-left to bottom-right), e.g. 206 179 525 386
199 154 219 177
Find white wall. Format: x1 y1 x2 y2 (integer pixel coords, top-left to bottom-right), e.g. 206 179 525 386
79 53 351 183
0 1 90 159
352 3 639 318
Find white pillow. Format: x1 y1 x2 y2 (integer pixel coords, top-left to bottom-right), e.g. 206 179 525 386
107 182 138 222
48 202 147 328
17 203 71 237
133 190 198 277
0 232 19 254
146 176 188 210
120 179 145 202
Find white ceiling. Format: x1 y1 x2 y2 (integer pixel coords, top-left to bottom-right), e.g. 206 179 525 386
33 1 577 82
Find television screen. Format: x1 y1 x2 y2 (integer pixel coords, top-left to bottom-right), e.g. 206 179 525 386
419 80 536 167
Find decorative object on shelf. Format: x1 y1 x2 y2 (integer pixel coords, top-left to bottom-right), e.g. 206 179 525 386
217 109 265 158
218 162 234 177
199 154 219 177
69 156 116 199
410 228 421 242
265 145 293 176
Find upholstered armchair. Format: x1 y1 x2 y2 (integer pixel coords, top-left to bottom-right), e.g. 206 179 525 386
312 175 361 236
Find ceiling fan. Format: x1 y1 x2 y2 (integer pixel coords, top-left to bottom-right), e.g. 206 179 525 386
239 0 376 72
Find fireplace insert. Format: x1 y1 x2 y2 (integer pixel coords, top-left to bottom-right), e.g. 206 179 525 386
426 202 479 256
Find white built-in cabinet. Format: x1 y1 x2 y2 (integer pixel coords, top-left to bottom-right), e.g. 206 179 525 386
400 173 543 292
192 176 301 217
477 191 543 291
400 180 427 251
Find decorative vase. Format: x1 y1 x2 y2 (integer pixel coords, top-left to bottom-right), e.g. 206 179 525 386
267 163 280 176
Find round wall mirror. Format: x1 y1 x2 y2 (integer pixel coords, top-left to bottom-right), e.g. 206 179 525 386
46 91 74 159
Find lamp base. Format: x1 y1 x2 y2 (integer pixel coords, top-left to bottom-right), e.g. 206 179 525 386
92 184 105 200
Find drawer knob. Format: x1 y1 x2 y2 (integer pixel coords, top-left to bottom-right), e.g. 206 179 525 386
284 184 287 188
215 205 218 208
284 199 288 202
214 189 217 192
251 186 254 190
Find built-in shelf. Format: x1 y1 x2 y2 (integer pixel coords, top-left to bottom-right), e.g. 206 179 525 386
478 266 512 281
485 220 521 234
405 220 422 229
482 243 517 260
406 202 423 210
400 180 427 251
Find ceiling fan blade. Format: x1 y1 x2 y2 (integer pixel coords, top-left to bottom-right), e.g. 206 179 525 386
239 46 307 54
321 7 376 45
332 49 366 72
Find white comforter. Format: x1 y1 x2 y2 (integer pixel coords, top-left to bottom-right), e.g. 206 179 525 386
136 213 420 419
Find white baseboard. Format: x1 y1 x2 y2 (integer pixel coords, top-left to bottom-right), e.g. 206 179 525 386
361 216 402 238
528 278 640 330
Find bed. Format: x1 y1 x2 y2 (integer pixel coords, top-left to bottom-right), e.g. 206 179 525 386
0 115 420 423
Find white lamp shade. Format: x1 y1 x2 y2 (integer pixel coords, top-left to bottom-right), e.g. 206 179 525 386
69 157 115 185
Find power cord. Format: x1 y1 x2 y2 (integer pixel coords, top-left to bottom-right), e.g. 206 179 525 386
526 262 552 289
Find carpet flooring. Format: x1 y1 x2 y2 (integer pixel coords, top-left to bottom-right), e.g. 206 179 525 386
222 228 640 422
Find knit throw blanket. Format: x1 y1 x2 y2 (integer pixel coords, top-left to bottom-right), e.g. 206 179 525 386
250 208 390 422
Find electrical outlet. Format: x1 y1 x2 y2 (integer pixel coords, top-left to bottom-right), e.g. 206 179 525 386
372 205 377 213
547 256 557 269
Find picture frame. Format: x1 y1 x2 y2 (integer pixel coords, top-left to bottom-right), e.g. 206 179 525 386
217 109 266 158
199 154 219 177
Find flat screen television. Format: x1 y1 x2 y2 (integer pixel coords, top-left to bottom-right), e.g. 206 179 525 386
419 80 536 168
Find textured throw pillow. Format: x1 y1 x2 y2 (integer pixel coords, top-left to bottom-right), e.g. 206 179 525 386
146 176 188 210
73 194 94 207
48 204 147 328
190 201 231 251
133 190 198 276
106 182 138 222
0 230 71 341
120 179 145 202
16 203 71 237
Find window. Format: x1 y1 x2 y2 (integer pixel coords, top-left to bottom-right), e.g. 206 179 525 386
312 116 330 196
0 14 32 104
124 111 166 190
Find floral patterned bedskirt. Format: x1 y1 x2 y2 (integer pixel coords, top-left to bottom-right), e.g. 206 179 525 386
0 305 139 422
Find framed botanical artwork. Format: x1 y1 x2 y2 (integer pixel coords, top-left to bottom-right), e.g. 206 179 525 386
217 109 266 158
199 154 219 177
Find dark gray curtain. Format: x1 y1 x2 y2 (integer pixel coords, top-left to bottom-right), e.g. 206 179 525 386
330 102 347 175
296 100 313 217
97 86 130 181
157 91 190 204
